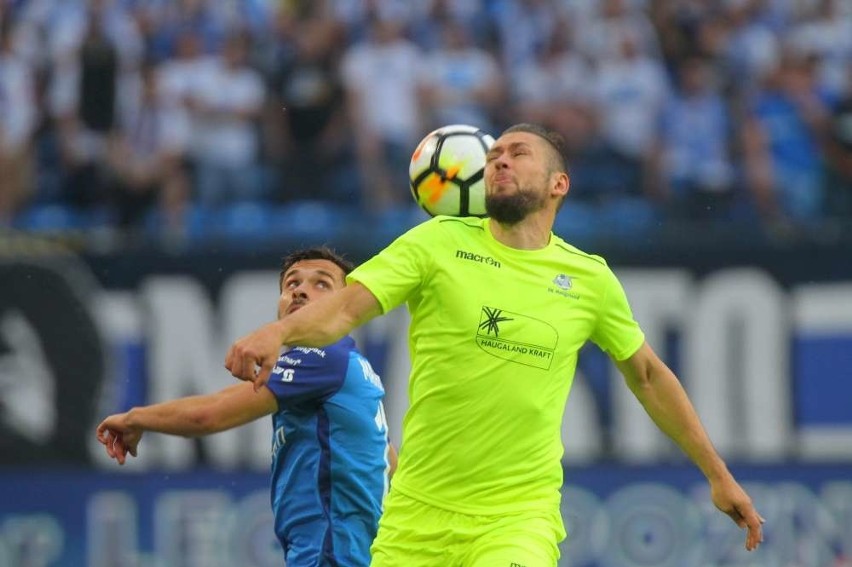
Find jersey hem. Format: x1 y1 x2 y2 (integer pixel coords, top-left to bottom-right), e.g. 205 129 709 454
391 480 560 517
611 332 646 362
346 273 391 314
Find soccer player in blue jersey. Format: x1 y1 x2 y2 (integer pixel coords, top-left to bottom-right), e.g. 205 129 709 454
96 247 397 567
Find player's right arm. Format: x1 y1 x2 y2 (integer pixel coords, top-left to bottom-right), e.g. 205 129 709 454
96 382 278 464
226 281 382 389
614 343 765 551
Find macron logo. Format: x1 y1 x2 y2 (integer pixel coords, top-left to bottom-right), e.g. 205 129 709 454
456 249 501 268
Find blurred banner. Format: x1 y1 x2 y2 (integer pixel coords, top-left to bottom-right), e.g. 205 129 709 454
2 247 850 468
0 465 850 567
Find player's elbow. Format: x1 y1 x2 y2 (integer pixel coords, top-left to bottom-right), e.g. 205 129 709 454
624 368 654 400
617 359 652 394
617 343 661 394
628 365 656 390
184 408 223 436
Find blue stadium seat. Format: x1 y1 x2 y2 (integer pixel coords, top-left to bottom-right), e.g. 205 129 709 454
142 205 212 243
84 206 118 230
553 202 601 241
217 201 275 240
15 204 84 233
597 198 661 238
182 205 218 242
376 205 430 234
270 201 355 240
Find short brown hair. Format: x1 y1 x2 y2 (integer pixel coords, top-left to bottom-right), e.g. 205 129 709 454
278 246 355 290
501 123 568 174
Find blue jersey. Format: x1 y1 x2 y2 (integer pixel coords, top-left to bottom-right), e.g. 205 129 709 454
266 336 390 567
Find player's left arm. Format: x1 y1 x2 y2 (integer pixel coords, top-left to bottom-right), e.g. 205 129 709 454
614 342 765 551
96 383 278 465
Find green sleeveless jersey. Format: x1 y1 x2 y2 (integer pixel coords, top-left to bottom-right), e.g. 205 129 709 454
348 216 644 514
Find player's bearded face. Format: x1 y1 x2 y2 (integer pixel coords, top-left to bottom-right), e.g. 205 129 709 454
485 177 548 224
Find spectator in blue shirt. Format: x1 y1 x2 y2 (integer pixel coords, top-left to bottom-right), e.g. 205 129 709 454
742 49 831 223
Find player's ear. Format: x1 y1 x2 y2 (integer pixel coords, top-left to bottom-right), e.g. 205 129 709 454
552 171 569 199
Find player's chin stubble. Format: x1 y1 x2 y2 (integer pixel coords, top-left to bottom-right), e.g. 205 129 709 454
485 188 545 225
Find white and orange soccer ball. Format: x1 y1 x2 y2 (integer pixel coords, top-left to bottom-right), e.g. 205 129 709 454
409 124 495 217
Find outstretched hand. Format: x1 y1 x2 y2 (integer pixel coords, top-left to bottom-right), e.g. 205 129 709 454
224 321 285 391
96 414 142 465
711 476 765 551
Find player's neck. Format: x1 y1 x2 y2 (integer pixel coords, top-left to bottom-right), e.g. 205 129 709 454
488 214 552 250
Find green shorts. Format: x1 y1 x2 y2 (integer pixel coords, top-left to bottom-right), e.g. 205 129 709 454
370 489 565 567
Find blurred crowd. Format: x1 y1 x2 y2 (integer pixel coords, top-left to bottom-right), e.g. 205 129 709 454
1 0 852 242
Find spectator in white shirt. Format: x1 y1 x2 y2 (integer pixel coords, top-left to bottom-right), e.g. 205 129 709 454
592 30 670 199
105 61 191 230
340 16 425 212
188 31 266 207
788 0 852 100
650 54 736 220
420 20 503 133
0 16 37 222
512 24 596 162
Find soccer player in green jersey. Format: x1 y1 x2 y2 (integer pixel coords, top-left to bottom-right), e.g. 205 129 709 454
225 123 764 566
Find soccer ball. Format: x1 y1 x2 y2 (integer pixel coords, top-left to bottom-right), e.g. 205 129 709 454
409 124 494 217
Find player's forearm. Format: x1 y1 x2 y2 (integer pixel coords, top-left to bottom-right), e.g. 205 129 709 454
125 396 226 437
274 308 349 348
630 367 731 482
275 283 380 347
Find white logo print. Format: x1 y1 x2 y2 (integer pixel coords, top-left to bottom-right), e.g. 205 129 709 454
358 358 384 391
553 274 572 290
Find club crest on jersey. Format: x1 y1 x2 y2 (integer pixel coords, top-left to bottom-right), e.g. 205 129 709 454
548 274 580 299
553 274 572 290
